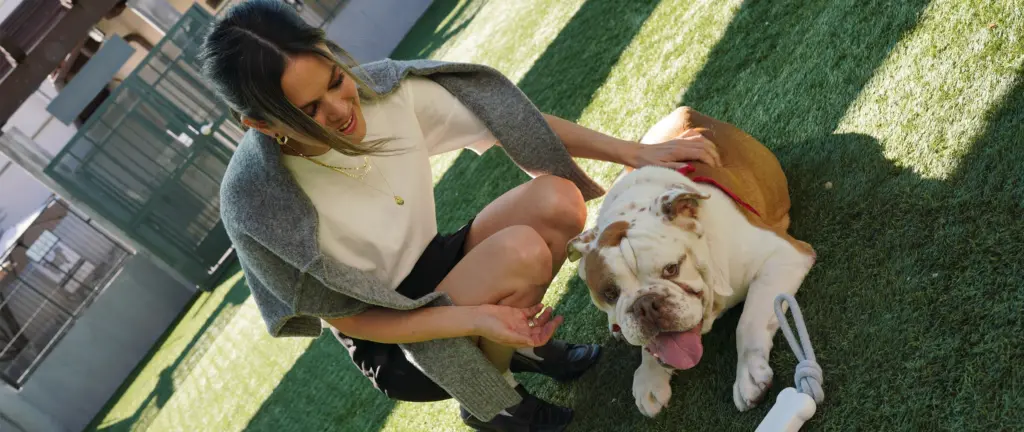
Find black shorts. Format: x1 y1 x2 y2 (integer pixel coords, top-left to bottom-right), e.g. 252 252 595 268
330 221 474 402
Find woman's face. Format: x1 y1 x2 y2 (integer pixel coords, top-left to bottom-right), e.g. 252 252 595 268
278 49 366 147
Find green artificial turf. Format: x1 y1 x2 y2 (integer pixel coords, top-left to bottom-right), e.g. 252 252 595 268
88 0 1023 430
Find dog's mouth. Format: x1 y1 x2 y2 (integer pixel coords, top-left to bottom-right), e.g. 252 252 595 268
644 321 703 370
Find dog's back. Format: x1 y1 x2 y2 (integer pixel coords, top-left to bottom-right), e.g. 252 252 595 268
637 107 810 254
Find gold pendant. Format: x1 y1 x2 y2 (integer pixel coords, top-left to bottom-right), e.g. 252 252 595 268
394 196 405 205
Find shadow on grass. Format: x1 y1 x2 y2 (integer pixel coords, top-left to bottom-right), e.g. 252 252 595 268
426 1 931 427
88 266 250 432
561 1 1024 431
242 335 397 432
510 0 1013 431
389 0 486 61
433 0 664 231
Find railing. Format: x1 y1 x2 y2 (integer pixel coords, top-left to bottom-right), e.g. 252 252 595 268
0 197 131 388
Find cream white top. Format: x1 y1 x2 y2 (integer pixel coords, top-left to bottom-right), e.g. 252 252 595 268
282 76 497 288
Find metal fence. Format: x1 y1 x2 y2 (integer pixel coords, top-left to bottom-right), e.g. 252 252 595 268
0 198 131 388
44 0 349 289
45 6 237 289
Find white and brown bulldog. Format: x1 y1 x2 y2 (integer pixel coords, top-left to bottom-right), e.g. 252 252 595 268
568 107 816 417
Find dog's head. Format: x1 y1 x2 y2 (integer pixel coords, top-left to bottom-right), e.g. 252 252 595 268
568 182 732 370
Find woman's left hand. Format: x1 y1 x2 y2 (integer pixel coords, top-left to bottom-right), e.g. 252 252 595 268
624 129 721 169
473 303 563 348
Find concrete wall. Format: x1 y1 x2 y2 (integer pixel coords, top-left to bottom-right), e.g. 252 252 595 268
1 80 77 158
325 0 433 63
0 254 196 432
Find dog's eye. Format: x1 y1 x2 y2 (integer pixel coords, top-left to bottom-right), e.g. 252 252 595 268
603 286 620 303
662 263 680 278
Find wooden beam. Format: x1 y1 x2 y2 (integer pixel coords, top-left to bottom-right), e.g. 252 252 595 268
0 0 123 130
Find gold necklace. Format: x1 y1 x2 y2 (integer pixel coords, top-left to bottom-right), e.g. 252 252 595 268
321 159 404 205
284 140 371 178
283 139 404 206
367 159 405 206
302 155 371 179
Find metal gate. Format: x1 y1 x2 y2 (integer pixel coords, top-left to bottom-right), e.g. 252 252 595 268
44 1 347 289
45 6 235 289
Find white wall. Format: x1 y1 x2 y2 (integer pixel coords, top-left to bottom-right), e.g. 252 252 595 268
325 0 433 63
0 0 26 25
0 164 53 235
2 80 77 157
0 80 78 234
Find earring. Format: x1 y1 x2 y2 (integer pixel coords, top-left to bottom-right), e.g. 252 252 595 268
276 134 289 145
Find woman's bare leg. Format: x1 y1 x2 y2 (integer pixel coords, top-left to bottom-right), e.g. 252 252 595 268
465 175 587 279
435 225 553 371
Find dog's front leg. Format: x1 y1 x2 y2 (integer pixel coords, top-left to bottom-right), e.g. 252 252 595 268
733 246 815 411
633 348 674 417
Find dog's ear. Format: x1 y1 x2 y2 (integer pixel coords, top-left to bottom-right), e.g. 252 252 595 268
567 227 598 263
656 184 710 221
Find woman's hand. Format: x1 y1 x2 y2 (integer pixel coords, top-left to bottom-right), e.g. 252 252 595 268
624 129 721 169
545 114 720 169
473 303 564 348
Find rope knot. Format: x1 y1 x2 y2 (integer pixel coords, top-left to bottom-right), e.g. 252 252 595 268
774 293 824 405
794 359 824 404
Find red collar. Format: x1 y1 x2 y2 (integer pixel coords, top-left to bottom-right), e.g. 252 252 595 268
676 164 761 217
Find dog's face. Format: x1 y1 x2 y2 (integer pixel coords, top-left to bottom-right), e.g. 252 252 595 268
569 184 731 370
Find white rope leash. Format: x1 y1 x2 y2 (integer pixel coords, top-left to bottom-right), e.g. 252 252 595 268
774 293 824 403
754 294 823 432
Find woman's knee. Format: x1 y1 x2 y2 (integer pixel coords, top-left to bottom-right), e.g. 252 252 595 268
491 226 553 304
527 176 587 236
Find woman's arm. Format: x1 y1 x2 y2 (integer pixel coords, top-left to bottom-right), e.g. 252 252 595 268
327 305 478 344
326 303 562 347
543 113 721 168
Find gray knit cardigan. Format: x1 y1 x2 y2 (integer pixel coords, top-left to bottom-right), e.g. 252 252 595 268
219 58 605 421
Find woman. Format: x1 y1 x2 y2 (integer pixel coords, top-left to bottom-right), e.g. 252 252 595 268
199 0 720 430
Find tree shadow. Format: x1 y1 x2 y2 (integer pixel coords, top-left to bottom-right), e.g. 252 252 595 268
559 77 1024 428
86 268 250 432
677 0 932 145
389 0 487 61
242 335 397 432
558 2 1024 431
432 0 665 230
501 0 987 430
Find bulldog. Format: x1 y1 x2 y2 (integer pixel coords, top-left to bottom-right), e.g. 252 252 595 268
567 107 816 417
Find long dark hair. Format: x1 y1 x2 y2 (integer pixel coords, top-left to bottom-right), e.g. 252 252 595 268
198 0 386 156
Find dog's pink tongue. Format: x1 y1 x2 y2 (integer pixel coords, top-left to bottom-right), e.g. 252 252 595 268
647 327 703 370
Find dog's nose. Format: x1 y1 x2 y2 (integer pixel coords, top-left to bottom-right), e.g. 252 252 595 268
630 292 669 330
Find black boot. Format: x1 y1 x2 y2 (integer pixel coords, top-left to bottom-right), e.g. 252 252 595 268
509 339 601 382
460 384 573 432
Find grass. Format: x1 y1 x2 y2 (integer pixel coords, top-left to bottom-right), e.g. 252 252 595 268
87 0 1024 430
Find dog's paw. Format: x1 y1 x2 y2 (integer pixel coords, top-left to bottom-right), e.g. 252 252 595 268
732 349 773 411
633 362 673 417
